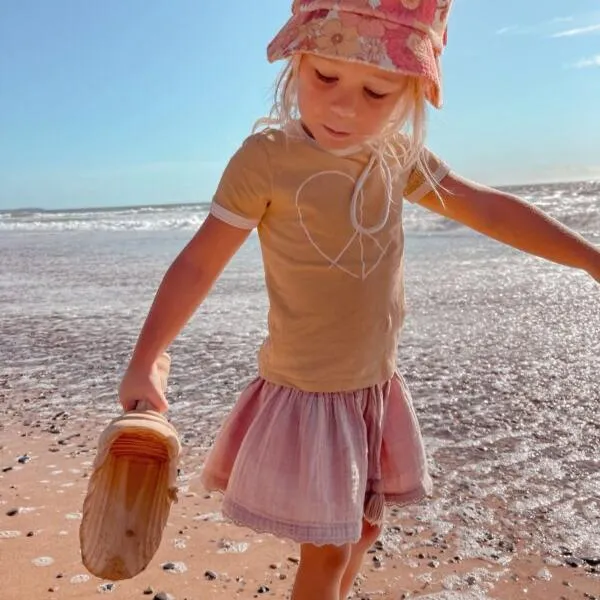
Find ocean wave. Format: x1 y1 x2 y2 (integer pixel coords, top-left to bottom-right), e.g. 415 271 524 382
1 181 598 237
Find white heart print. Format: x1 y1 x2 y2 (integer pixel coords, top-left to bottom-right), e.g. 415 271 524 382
294 169 396 281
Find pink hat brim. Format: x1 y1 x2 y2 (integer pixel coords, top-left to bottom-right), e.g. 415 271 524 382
267 11 442 108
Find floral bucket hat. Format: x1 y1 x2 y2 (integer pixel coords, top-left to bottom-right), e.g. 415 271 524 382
267 0 453 108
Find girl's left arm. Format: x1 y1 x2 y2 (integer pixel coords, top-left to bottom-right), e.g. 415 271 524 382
416 171 600 281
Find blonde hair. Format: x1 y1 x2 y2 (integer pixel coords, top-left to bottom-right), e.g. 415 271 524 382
254 54 439 193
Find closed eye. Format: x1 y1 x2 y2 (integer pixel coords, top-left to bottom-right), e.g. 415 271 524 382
365 88 389 100
315 69 338 84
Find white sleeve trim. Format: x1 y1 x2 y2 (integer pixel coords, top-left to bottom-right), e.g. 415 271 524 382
210 201 259 230
406 162 451 204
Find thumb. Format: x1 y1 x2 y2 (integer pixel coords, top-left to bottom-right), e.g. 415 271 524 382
133 391 169 414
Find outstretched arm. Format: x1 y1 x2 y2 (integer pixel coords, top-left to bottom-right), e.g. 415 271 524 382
416 172 600 280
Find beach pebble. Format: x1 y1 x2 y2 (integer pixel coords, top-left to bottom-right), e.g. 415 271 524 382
32 556 54 567
161 561 187 574
217 539 249 554
535 567 552 581
0 530 21 538
565 557 583 568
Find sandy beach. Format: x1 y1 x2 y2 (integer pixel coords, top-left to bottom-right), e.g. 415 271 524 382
1 407 598 600
1 187 599 599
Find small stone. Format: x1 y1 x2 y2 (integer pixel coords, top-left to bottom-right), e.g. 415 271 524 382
32 556 54 567
562 581 572 587
466 575 477 586
287 556 300 564
372 555 384 568
3 466 13 472
565 557 583 568
582 557 600 567
17 454 31 464
417 553 425 560
98 582 116 593
26 531 34 537
257 585 270 593
428 560 440 568
269 563 281 570
143 587 154 595
535 568 552 581
6 508 19 517
153 593 175 600
204 570 218 580
161 561 187 574
279 573 287 580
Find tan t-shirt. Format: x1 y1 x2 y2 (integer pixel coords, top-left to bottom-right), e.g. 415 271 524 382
210 127 450 392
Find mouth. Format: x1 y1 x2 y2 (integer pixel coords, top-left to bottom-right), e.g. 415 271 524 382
323 124 351 139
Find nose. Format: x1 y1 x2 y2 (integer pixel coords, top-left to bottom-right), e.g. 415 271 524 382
329 88 358 118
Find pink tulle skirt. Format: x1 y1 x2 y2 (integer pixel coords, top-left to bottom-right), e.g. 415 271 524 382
200 372 432 546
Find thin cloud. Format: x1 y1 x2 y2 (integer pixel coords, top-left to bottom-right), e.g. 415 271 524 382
496 16 575 36
550 16 574 24
552 23 600 37
570 54 600 68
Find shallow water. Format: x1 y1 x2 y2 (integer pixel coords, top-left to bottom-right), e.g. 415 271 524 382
1 186 599 566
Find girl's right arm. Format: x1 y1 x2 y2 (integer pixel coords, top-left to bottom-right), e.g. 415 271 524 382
119 214 251 412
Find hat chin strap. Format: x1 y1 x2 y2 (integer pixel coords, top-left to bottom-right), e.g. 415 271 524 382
349 150 393 236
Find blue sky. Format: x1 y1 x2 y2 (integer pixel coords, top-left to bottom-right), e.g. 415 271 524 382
1 0 599 210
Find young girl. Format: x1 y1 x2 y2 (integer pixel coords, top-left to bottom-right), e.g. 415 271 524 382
119 1 600 598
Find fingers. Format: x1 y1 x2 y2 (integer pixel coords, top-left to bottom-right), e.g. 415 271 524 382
120 392 169 414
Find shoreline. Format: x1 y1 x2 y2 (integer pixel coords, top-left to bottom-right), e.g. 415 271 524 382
1 410 598 600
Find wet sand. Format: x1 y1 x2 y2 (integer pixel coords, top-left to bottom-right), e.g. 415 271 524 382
1 407 598 600
1 208 599 599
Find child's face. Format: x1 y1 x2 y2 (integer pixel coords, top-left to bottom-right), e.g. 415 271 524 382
297 53 409 151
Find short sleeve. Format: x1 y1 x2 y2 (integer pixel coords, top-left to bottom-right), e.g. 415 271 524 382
210 133 271 229
403 146 451 204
